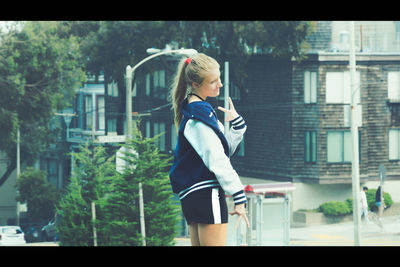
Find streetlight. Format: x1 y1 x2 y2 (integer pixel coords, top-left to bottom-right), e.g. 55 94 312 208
349 21 361 246
125 48 197 140
125 47 197 246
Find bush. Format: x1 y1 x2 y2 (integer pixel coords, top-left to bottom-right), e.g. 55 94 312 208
366 188 393 211
318 188 393 218
319 201 351 217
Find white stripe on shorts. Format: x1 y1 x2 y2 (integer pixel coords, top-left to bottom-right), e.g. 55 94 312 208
211 188 221 224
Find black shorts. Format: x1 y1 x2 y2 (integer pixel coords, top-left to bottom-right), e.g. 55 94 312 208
181 187 228 225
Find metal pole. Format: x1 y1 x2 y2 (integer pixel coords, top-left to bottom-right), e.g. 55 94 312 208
125 65 133 141
224 61 229 133
16 127 20 226
125 65 146 246
91 202 97 246
349 21 361 246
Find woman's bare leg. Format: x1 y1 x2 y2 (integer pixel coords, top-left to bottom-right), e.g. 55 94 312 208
188 223 200 246
198 223 228 246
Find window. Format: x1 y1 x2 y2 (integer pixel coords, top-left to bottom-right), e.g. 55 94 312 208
153 122 166 151
145 121 151 138
84 95 93 130
171 124 178 151
389 129 400 160
153 70 166 99
145 73 151 96
327 131 358 163
304 71 317 103
326 71 360 104
388 72 400 101
107 80 118 97
305 131 317 163
107 118 117 133
96 95 105 130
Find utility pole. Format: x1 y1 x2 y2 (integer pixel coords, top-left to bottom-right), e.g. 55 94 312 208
349 21 361 246
224 61 230 133
16 128 20 226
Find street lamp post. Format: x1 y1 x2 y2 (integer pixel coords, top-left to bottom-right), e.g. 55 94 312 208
125 48 197 246
349 21 361 246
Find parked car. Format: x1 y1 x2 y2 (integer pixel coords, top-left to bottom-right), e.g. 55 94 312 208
0 226 26 246
41 217 58 242
23 224 42 243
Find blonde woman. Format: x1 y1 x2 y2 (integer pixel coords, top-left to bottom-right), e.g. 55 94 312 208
169 53 249 246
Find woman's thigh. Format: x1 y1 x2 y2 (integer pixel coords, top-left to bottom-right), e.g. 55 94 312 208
197 223 228 246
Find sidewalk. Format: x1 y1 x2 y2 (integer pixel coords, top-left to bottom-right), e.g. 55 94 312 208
174 215 400 246
290 214 400 246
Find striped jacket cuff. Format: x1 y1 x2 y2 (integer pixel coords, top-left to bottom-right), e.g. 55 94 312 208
231 115 246 130
232 190 247 205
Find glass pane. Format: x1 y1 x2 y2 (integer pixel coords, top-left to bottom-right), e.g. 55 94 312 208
326 72 344 103
305 131 310 162
327 132 343 162
389 129 399 160
97 96 105 130
311 72 317 103
343 131 353 162
171 124 177 151
159 123 165 151
311 131 317 162
304 71 310 103
388 72 400 100
85 96 92 130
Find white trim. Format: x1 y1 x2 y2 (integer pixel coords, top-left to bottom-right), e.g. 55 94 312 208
211 188 221 224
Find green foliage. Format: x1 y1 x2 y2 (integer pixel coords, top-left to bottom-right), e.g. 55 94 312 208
57 124 180 246
56 142 115 246
366 188 393 211
319 201 351 217
16 167 59 222
98 124 180 246
0 21 86 186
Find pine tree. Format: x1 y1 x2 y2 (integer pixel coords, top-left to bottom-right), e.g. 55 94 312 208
99 124 180 246
56 141 115 246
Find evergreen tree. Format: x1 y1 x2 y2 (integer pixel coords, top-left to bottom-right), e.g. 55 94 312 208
99 124 180 246
56 142 115 246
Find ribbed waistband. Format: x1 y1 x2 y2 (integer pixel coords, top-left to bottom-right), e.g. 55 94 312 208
178 180 221 200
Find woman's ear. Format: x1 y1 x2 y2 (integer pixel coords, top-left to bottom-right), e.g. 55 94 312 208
192 82 199 89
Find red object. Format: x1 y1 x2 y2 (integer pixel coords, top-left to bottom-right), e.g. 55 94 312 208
244 185 254 192
185 57 192 65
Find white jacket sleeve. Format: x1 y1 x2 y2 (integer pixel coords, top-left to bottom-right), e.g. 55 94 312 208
222 115 247 157
184 119 247 205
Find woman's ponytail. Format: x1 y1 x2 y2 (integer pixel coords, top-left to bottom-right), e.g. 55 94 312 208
170 57 189 130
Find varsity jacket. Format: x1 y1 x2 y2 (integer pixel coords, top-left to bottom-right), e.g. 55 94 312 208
169 98 247 205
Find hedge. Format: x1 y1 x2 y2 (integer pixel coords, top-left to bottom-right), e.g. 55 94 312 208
318 188 393 217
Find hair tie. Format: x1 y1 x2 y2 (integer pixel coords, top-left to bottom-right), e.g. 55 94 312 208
185 57 192 65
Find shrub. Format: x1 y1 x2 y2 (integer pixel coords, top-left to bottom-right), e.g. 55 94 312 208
366 188 393 211
319 201 351 217
318 188 394 218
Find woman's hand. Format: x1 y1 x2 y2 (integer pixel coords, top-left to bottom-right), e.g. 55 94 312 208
229 203 250 229
218 97 239 122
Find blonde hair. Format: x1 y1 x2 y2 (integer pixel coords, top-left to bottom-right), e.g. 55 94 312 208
170 53 219 129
